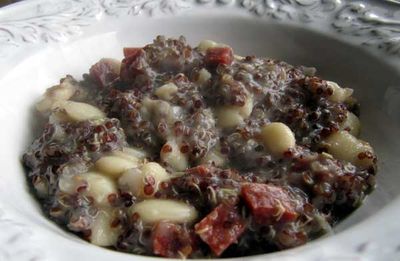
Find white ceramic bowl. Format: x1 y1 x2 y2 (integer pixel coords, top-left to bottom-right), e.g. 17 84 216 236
1 0 400 260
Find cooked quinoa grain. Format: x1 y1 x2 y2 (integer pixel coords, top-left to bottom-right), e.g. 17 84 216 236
23 36 377 258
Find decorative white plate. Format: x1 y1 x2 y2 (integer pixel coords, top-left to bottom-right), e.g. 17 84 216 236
1 0 400 260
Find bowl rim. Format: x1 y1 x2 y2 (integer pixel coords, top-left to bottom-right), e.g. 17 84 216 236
1 0 400 260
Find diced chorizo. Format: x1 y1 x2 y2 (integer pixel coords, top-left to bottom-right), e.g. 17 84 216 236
194 204 246 256
89 58 121 88
119 48 149 88
205 47 233 67
153 222 195 258
123 47 142 58
241 183 299 224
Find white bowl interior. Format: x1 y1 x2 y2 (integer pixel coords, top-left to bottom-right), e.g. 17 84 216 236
1 13 400 260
